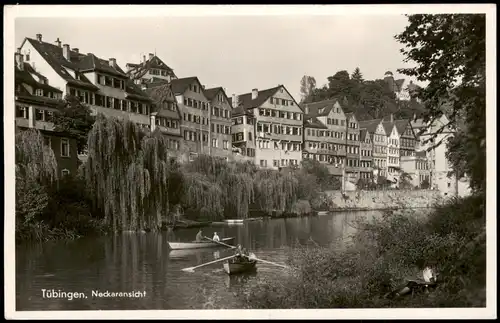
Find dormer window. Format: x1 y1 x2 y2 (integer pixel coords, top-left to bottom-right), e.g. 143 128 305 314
35 89 43 96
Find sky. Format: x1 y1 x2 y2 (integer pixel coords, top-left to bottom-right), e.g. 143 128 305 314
14 14 419 100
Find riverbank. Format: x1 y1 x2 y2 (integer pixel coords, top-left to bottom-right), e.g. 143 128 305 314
243 193 486 308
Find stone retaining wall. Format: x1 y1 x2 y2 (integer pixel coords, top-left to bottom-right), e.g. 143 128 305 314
324 189 443 211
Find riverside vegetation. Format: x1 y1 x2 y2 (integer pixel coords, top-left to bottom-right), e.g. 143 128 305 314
15 113 343 243
240 14 487 308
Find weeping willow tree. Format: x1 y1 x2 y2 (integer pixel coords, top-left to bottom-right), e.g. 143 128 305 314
253 169 299 215
84 114 175 232
181 154 255 220
15 129 58 227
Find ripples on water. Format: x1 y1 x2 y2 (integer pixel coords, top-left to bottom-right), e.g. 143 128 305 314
16 211 382 310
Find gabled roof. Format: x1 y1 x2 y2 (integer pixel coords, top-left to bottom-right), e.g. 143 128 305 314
145 83 180 120
169 76 202 95
382 121 395 135
394 119 411 135
304 115 328 129
359 119 383 133
22 37 129 91
15 63 62 93
345 112 358 122
301 98 342 117
229 85 298 111
203 86 231 104
360 128 369 141
126 54 176 79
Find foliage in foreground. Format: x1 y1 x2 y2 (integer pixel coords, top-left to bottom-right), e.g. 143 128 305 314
243 194 486 308
15 129 104 244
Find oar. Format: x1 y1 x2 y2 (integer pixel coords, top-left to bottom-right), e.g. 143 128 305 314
203 236 236 249
182 254 237 272
248 254 289 269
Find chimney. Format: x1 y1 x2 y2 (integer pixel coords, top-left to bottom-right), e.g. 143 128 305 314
390 114 394 122
73 48 79 54
109 58 117 67
143 55 146 63
55 38 61 47
15 53 24 71
251 88 258 100
232 93 236 105
36 34 42 42
304 106 309 114
63 44 70 61
149 53 154 60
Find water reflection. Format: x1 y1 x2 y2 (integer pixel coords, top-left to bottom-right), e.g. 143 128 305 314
16 210 383 310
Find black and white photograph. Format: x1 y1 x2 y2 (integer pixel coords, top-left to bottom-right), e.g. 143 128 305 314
4 4 496 320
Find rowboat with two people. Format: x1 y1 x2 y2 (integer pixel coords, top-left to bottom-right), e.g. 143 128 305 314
181 238 290 275
167 230 235 250
223 245 257 275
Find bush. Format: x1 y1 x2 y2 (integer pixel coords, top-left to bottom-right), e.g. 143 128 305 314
244 193 486 308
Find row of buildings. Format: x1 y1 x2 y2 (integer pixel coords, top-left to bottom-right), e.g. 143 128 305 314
14 33 467 196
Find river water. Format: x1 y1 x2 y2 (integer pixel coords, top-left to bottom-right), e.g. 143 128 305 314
16 211 382 310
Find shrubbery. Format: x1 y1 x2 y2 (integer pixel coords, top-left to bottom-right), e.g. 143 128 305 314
243 193 486 308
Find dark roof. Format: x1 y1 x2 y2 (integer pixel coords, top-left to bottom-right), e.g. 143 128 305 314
231 106 253 117
301 98 342 117
359 119 383 133
203 87 221 100
229 86 280 110
15 94 61 108
125 80 152 102
15 63 62 93
169 76 200 95
145 84 180 120
304 115 327 129
23 37 130 90
126 54 176 79
382 121 394 135
394 119 410 135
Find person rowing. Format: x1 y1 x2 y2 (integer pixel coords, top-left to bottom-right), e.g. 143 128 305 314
195 229 203 242
212 232 220 242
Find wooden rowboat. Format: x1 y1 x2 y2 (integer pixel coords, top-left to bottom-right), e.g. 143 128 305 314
223 256 257 275
224 219 244 224
167 237 235 250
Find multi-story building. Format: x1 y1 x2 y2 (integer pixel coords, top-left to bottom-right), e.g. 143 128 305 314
169 76 210 161
358 129 373 179
15 52 79 177
345 113 361 181
203 87 233 160
301 99 347 177
359 119 387 178
394 119 417 158
230 97 256 163
125 53 177 84
145 83 182 153
231 85 303 169
18 34 153 138
400 151 431 188
383 117 401 185
411 114 470 196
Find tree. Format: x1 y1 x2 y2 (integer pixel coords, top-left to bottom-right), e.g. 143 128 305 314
52 94 96 155
395 14 486 193
351 67 364 83
299 75 317 102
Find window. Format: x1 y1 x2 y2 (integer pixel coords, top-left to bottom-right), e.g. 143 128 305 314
260 160 267 167
61 138 70 157
223 140 229 150
62 169 70 177
35 89 44 96
212 138 218 148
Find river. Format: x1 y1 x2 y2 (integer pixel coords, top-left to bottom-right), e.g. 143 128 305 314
16 210 382 310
